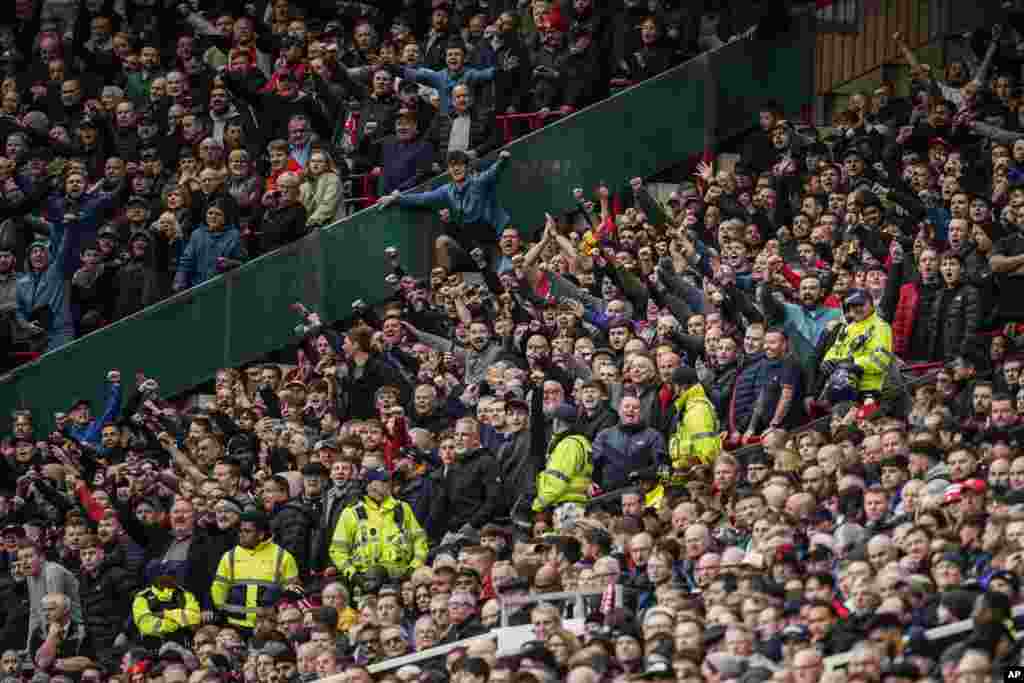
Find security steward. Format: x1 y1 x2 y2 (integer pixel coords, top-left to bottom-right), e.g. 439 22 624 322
532 404 593 518
211 508 300 634
820 289 894 402
329 467 429 582
131 561 201 650
667 366 722 482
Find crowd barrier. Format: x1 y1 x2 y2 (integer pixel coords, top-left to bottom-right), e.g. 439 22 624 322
353 589 619 675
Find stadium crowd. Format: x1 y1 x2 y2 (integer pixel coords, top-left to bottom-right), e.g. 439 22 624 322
4 2 1024 683
0 0 757 357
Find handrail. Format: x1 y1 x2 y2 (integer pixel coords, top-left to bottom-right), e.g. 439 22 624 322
823 603 1024 673
365 633 497 674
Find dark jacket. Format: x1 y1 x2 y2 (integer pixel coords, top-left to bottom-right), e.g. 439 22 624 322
496 429 546 518
79 557 141 649
115 245 171 321
377 135 436 194
575 404 618 442
0 578 29 653
729 353 765 433
342 354 412 420
591 424 668 492
70 263 118 332
257 204 308 257
494 380 546 516
318 480 363 571
705 361 739 417
358 94 400 148
426 109 498 163
930 281 982 362
428 447 501 541
557 43 607 110
271 500 316 575
222 69 330 144
443 616 487 643
115 502 223 609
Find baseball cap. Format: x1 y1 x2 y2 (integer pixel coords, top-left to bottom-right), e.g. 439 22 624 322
844 289 870 307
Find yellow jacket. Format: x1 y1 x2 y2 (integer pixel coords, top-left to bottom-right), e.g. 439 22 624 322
668 384 721 472
533 433 592 512
132 585 200 639
329 495 428 580
822 311 893 392
645 484 665 511
211 538 299 629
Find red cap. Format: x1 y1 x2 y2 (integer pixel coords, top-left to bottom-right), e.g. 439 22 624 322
856 402 881 421
928 137 949 149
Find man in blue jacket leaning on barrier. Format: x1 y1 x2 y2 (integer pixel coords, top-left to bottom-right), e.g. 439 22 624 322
378 149 511 272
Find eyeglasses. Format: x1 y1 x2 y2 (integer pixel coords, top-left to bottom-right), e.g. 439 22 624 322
382 637 405 648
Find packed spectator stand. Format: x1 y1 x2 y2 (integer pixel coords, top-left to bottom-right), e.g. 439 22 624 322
0 1 1023 683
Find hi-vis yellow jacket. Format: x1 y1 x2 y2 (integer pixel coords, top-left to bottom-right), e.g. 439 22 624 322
211 538 299 629
668 383 722 471
329 495 429 580
533 433 592 512
822 311 893 392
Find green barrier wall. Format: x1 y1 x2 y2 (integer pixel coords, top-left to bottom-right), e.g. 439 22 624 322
0 25 814 432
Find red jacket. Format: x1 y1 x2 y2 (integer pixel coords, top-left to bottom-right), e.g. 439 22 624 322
892 281 920 357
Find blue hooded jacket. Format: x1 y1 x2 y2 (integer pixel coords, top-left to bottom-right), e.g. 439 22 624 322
395 157 509 235
174 225 245 289
16 219 72 350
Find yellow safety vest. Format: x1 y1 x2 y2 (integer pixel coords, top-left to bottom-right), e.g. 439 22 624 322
211 539 299 629
822 311 893 392
534 434 593 511
668 384 722 475
329 496 428 580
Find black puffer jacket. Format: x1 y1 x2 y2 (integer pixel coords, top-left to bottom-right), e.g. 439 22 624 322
929 281 982 362
705 362 739 417
428 447 501 541
79 557 141 649
271 500 316 575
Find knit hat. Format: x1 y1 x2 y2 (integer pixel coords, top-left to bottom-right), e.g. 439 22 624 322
240 508 270 530
671 366 698 387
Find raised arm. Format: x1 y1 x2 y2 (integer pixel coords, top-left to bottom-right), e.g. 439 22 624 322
157 432 205 484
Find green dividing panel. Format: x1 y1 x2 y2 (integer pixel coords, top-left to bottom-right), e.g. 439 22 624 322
0 24 814 433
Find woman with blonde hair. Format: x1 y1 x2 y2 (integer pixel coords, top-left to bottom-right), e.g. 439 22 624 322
300 148 343 228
